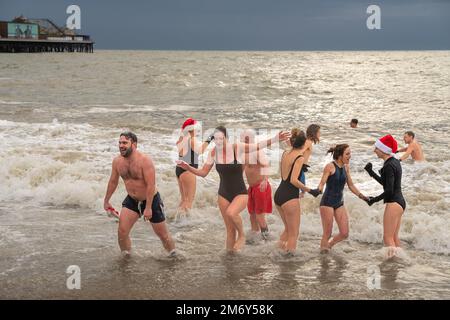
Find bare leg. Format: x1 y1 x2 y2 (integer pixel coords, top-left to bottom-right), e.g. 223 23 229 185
180 171 196 211
151 221 175 253
383 203 403 246
394 211 403 247
383 203 404 256
328 206 349 248
276 205 287 250
178 172 189 212
118 208 139 253
282 199 301 252
218 196 236 251
256 214 268 230
176 176 185 210
225 195 248 251
319 206 334 251
249 213 260 232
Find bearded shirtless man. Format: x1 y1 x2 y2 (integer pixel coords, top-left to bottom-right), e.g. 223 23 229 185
104 132 176 257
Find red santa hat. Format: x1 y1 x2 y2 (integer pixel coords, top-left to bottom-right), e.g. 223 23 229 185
374 134 398 155
181 118 198 133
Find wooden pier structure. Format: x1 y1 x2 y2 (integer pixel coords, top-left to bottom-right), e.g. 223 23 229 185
0 37 94 53
0 16 94 53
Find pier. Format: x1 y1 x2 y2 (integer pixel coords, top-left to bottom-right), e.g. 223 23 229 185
0 38 94 53
0 16 94 53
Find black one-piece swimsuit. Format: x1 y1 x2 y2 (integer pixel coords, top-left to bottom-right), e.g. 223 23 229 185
215 148 247 202
274 154 303 206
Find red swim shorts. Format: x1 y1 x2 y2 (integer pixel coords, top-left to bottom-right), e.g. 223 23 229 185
247 180 272 214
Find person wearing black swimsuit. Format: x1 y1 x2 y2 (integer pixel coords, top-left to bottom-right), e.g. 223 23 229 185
177 126 290 252
274 129 321 255
175 118 213 213
316 144 368 253
364 134 406 257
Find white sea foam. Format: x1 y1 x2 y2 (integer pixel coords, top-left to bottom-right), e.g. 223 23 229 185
0 51 449 258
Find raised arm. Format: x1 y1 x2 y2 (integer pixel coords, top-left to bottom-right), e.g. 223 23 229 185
176 135 187 155
104 158 120 211
344 165 368 201
238 130 290 153
191 136 213 155
364 162 383 185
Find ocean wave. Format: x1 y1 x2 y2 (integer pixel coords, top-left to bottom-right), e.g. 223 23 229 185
0 137 449 254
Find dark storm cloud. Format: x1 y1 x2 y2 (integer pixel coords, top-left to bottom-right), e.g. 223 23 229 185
1 0 449 50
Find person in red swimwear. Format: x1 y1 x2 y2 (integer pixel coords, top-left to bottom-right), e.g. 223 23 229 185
240 129 272 240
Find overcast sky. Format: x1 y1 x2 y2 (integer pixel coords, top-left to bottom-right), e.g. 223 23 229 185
1 0 449 50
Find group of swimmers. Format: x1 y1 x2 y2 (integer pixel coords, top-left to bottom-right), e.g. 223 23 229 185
104 118 424 258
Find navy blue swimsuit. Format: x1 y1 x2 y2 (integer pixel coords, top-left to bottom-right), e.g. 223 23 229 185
320 162 347 209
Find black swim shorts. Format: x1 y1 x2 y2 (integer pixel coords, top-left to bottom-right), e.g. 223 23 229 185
122 192 166 223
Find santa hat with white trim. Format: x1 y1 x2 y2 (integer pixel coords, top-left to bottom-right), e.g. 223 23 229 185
181 118 199 133
374 134 398 155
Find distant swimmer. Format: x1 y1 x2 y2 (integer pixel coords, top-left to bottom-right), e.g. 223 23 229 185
316 144 369 253
240 129 272 241
104 132 176 257
175 118 213 213
397 131 425 162
177 126 290 252
350 119 358 128
298 124 321 198
274 129 321 256
364 134 406 258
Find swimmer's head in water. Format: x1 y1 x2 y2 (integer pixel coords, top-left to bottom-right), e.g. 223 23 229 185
350 119 358 128
119 131 137 157
240 129 255 144
327 144 350 163
404 131 415 144
306 124 321 144
214 126 227 147
290 128 306 149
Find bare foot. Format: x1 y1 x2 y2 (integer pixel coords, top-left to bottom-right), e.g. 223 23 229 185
387 246 396 259
277 240 287 250
320 247 330 254
177 205 189 215
233 236 246 251
282 250 295 258
121 250 131 258
327 237 334 249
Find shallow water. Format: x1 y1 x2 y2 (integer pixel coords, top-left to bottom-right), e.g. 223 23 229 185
0 50 449 299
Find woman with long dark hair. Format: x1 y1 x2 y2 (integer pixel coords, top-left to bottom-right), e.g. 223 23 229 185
274 129 321 255
178 126 290 252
